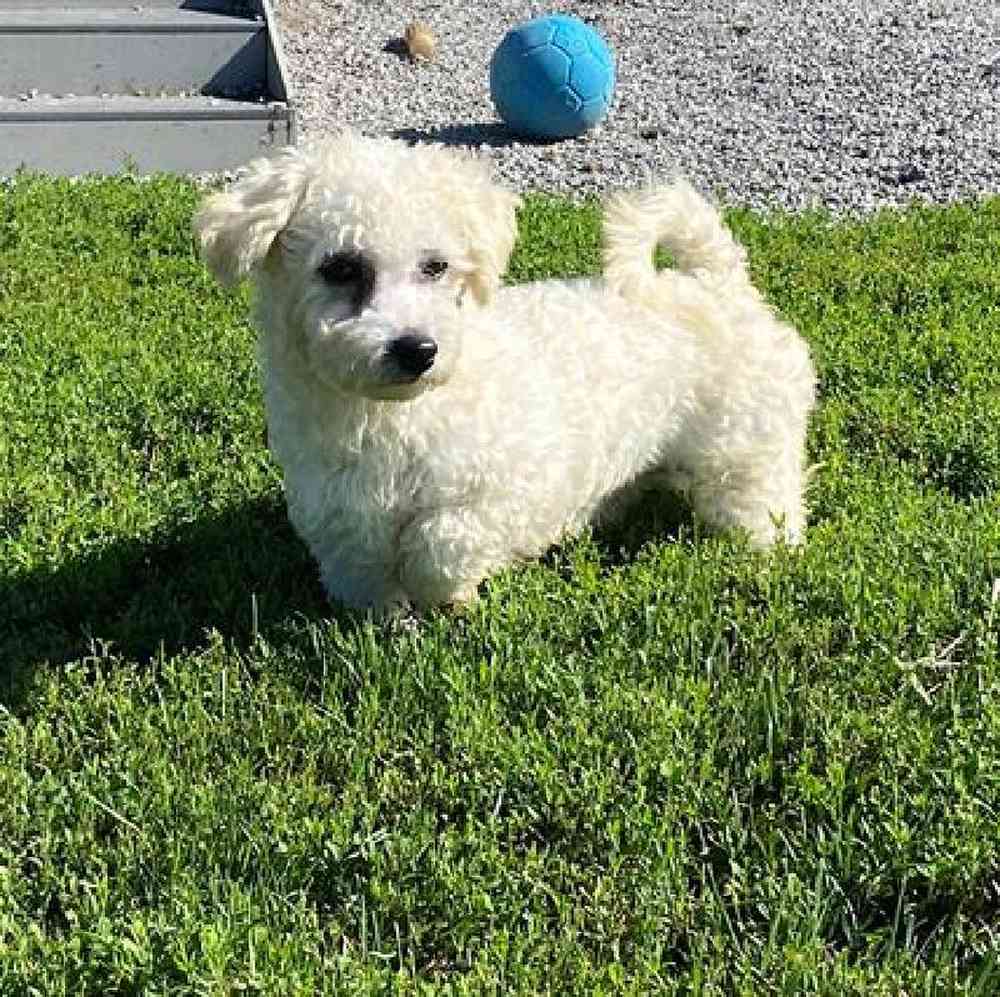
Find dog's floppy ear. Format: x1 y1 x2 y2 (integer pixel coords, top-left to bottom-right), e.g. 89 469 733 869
464 188 521 305
193 145 310 287
442 151 521 305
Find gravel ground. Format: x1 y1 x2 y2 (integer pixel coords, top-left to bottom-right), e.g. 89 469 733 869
273 0 1000 213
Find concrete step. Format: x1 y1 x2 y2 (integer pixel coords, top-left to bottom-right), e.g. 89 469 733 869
0 94 291 174
0 2 257 11
0 6 264 97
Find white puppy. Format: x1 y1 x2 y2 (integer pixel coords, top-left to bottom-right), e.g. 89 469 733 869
194 131 815 612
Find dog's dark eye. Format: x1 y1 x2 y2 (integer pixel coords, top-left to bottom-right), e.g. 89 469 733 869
317 251 376 312
318 252 364 285
420 258 449 281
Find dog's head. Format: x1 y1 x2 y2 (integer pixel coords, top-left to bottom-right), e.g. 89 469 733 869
193 131 521 400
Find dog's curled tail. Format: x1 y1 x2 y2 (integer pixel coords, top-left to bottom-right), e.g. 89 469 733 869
602 179 757 309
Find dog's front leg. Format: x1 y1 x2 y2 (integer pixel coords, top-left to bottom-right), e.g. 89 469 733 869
310 526 411 615
321 562 411 615
397 508 507 609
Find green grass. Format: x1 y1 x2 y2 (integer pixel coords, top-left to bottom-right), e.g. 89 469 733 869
2 172 1000 994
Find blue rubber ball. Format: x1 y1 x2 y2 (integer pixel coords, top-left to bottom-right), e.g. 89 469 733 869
489 14 615 141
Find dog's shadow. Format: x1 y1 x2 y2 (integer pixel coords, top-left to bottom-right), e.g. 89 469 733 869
589 485 695 564
1 492 331 712
2 483 694 712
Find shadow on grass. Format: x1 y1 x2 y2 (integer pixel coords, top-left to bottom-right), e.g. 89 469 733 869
592 486 695 563
1 492 331 711
1 483 696 712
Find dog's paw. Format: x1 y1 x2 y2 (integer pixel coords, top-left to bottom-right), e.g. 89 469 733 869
399 558 486 611
321 570 412 617
355 596 414 619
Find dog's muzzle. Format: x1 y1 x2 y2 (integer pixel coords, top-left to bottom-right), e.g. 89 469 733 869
387 332 438 378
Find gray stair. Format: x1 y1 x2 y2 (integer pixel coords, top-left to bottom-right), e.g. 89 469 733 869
1 7 264 96
0 0 294 175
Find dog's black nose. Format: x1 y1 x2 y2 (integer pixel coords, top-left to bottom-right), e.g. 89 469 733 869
387 333 438 376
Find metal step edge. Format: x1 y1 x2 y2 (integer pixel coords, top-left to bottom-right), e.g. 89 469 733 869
261 0 290 105
0 10 260 32
0 0 259 10
0 95 287 121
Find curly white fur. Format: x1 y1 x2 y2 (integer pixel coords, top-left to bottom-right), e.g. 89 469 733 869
194 131 816 612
